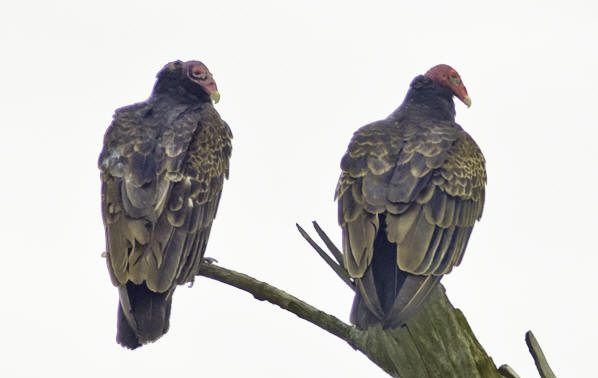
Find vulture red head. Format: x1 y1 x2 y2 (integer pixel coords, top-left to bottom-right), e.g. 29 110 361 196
424 64 471 107
184 61 220 103
156 60 221 103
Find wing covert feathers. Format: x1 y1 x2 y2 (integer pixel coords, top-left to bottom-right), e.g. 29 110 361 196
100 100 232 347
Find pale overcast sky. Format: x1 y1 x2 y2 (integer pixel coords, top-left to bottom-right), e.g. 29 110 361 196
2 1 597 377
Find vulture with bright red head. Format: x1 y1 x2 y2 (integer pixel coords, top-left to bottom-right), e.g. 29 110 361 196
336 64 485 329
99 60 232 348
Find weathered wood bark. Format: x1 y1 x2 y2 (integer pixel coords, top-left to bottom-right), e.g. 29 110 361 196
198 263 500 377
526 331 557 378
196 222 555 378
356 286 501 377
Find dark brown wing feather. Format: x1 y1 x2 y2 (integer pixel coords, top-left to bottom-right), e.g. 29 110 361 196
337 118 485 328
100 102 232 347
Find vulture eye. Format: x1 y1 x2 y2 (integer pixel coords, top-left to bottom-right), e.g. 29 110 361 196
449 74 461 86
191 67 208 80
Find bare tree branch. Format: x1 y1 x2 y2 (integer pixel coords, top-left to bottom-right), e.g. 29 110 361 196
526 331 557 378
197 263 358 347
197 261 503 377
195 223 555 378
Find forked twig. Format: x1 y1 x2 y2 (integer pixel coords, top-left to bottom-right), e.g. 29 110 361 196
296 222 354 290
312 221 344 265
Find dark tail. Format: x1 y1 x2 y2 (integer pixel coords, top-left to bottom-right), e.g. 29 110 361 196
116 282 172 349
350 229 442 329
350 289 383 329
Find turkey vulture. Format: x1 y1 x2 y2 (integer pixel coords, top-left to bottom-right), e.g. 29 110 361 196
335 64 486 329
99 60 232 348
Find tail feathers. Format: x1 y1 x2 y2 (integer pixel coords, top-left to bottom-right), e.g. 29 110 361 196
383 274 441 328
116 282 173 349
349 227 443 330
117 302 142 349
350 290 383 329
350 273 442 330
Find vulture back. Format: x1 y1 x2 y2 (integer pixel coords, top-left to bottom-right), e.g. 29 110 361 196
99 60 232 348
336 68 485 329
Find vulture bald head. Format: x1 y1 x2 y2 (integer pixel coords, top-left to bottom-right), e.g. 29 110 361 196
153 60 221 103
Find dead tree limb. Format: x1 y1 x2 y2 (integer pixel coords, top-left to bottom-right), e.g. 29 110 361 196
526 331 557 378
197 263 358 347
196 222 557 378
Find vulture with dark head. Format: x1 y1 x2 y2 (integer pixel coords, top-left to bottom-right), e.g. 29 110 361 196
336 64 485 329
99 60 232 348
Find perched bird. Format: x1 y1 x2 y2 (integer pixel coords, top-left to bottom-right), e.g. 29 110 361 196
336 64 485 329
99 60 232 348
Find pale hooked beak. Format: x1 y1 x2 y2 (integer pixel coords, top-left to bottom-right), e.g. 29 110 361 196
210 90 221 104
462 95 472 108
200 79 220 104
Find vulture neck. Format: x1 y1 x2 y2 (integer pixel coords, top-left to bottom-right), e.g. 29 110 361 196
152 79 211 106
389 75 456 122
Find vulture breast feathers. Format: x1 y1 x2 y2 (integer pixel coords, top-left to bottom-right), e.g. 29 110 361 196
98 60 232 348
336 64 485 329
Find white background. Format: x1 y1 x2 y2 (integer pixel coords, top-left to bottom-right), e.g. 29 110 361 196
2 1 596 377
